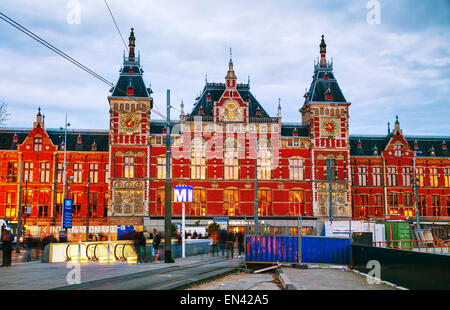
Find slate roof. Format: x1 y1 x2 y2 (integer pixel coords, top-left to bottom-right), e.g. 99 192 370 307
350 135 450 157
0 128 109 152
304 64 347 105
281 123 310 137
189 82 270 118
110 63 153 100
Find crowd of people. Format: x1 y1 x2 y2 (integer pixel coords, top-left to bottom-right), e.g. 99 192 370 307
210 229 244 258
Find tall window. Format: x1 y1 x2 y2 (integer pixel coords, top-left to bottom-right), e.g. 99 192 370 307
257 189 272 216
223 189 239 216
40 162 51 183
372 167 382 186
446 196 450 217
33 137 43 152
124 153 135 179
157 156 172 179
432 195 441 216
404 193 413 206
388 192 399 206
72 193 82 217
387 167 397 186
156 188 165 216
89 163 99 184
430 168 439 187
416 168 425 187
289 190 304 216
57 163 64 183
55 192 63 217
257 139 272 180
374 194 384 216
402 167 412 187
24 162 34 183
190 138 206 179
289 158 304 181
418 195 426 216
191 188 207 216
5 192 16 218
89 193 98 217
105 164 110 184
357 167 368 186
445 168 450 187
7 162 17 183
38 190 50 217
325 159 337 181
394 144 402 157
224 138 239 180
73 163 83 183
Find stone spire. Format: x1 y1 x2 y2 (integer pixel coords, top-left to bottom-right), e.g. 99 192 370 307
128 28 136 60
320 35 327 67
33 107 44 128
225 48 237 88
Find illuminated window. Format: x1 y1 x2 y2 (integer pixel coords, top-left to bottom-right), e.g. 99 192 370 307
430 168 439 187
156 188 165 216
73 163 83 183
89 193 98 217
191 188 207 216
257 189 272 216
5 192 16 218
33 137 43 152
157 156 172 179
55 192 63 217
88 163 99 183
444 168 450 187
72 193 82 217
359 195 369 206
105 164 109 184
289 190 305 216
7 162 17 183
418 195 426 216
416 168 425 187
40 162 51 183
223 189 238 216
124 153 135 179
289 158 304 181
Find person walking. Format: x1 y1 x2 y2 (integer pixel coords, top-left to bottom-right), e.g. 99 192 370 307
24 233 33 262
226 231 235 259
210 230 219 257
1 228 14 267
237 232 244 256
152 229 161 262
138 232 146 264
219 229 228 257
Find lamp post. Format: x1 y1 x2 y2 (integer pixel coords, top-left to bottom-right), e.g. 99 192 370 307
412 151 421 231
164 89 173 263
254 139 259 234
60 115 70 231
86 177 90 242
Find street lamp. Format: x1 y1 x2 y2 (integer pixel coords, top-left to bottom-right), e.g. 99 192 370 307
60 115 70 234
411 151 421 231
86 177 90 241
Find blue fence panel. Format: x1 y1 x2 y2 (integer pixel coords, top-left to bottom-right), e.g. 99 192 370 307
301 236 351 265
246 235 299 263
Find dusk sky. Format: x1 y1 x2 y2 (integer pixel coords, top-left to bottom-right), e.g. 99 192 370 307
0 0 449 136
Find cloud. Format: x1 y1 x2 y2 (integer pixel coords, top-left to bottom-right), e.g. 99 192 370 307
0 0 448 136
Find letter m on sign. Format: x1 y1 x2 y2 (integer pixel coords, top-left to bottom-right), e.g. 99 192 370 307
174 186 193 202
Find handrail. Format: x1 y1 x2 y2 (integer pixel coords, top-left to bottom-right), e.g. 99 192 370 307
373 240 450 253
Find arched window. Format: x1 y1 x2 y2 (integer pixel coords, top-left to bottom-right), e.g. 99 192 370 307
224 188 239 216
257 189 272 216
191 188 207 216
190 137 206 179
289 190 305 216
289 158 304 181
124 151 135 179
257 138 272 180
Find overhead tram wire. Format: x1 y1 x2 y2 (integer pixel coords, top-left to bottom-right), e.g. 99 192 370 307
0 11 167 120
103 0 129 53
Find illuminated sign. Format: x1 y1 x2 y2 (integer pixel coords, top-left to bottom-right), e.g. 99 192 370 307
174 185 193 203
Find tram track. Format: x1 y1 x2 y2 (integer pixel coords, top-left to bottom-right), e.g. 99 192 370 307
53 257 242 290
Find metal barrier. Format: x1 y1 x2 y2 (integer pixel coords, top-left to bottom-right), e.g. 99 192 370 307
301 235 351 265
373 240 450 255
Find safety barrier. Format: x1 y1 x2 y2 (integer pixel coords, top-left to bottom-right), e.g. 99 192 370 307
301 235 351 265
373 240 450 255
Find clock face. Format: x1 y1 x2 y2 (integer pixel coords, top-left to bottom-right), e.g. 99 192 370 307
321 119 338 137
120 113 140 133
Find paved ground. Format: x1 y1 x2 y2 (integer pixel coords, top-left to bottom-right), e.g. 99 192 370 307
187 272 282 290
281 266 399 290
0 254 239 290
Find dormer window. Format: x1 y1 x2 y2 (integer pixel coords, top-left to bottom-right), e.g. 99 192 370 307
324 73 329 80
256 107 262 116
92 142 97 151
443 140 447 151
33 137 43 152
127 87 134 95
129 68 134 74
414 140 419 150
325 88 332 101
13 134 18 143
77 135 82 144
430 146 436 156
293 128 298 137
372 146 378 155
357 140 362 149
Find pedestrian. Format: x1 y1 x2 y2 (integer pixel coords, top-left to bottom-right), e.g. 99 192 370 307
210 230 219 257
138 232 146 264
237 232 244 256
192 230 198 239
24 233 33 262
1 228 14 267
226 231 235 259
152 229 161 262
219 229 228 256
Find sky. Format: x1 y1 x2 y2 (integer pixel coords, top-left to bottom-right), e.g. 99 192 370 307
0 0 449 136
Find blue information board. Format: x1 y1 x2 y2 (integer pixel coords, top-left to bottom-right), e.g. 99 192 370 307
62 199 73 229
214 218 229 230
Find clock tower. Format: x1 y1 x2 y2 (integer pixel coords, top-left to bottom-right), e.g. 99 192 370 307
107 28 153 224
300 35 352 218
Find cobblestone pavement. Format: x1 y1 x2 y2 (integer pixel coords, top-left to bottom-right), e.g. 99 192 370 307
282 266 399 290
